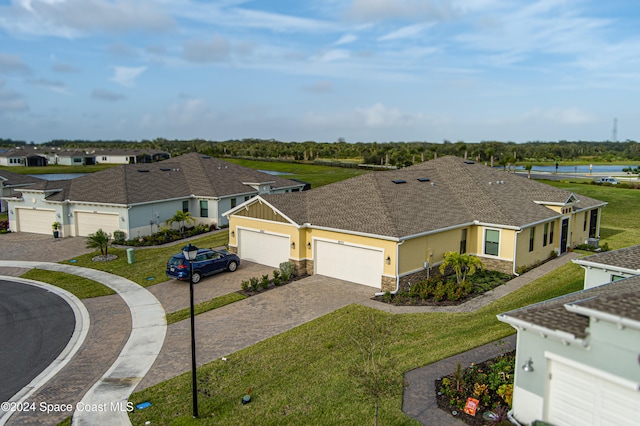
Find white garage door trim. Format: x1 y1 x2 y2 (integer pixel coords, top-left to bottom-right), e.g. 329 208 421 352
238 228 290 268
314 239 384 288
75 211 120 237
16 208 56 234
545 352 640 426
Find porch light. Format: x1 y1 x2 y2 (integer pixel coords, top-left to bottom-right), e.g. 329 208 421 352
386 256 391 265
307 242 311 249
522 357 534 372
231 231 235 237
291 242 295 249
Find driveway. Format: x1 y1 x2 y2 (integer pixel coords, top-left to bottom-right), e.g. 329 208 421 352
136 275 376 390
149 261 276 314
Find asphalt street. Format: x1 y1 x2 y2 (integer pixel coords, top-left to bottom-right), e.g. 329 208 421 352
0 279 75 403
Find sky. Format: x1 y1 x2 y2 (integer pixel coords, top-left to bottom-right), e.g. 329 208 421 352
0 0 639 144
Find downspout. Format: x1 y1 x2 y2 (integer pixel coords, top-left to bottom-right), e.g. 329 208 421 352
375 239 405 296
512 228 524 276
507 409 523 425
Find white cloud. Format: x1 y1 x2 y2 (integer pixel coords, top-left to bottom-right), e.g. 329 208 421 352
347 0 458 22
0 0 175 38
91 88 126 101
335 33 358 45
377 23 433 41
110 66 146 87
0 53 31 75
28 77 67 93
0 79 28 113
182 35 231 63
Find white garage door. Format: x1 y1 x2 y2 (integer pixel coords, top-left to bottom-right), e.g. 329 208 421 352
16 208 56 234
315 240 383 288
76 211 120 237
238 229 290 268
547 357 640 426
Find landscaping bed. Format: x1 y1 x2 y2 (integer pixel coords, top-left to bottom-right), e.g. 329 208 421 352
238 262 307 296
374 270 513 306
435 351 515 425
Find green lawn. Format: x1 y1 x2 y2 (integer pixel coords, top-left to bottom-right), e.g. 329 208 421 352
20 269 115 299
166 293 246 325
58 231 229 287
222 158 370 188
0 164 116 175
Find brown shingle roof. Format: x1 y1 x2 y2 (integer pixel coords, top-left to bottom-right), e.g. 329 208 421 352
15 153 303 205
500 275 640 339
577 244 640 272
262 156 605 238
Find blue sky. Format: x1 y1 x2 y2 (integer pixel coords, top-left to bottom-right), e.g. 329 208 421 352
0 0 639 143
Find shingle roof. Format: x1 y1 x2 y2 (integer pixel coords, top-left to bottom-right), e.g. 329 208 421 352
0 170 45 186
499 275 640 339
576 244 640 272
262 156 605 238
14 153 303 205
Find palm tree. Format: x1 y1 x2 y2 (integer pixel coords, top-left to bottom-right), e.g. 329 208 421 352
524 163 533 179
169 210 195 237
439 251 484 285
86 229 111 258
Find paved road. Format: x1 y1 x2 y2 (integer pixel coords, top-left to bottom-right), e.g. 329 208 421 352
0 279 75 403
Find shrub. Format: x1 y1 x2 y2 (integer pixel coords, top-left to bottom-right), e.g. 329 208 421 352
113 230 126 244
272 270 281 286
0 219 9 231
279 261 295 281
249 277 259 292
433 282 446 302
260 274 270 290
241 280 250 292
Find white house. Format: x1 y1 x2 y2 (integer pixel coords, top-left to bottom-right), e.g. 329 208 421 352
573 245 640 289
5 152 305 238
497 276 640 426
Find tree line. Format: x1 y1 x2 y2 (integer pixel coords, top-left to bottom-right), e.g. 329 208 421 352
3 138 640 167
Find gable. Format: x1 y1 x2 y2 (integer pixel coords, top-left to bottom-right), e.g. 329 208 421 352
234 200 290 224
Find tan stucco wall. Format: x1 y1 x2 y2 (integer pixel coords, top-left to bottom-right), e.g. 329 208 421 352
398 228 463 274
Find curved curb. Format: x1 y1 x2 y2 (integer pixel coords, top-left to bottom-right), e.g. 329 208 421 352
0 275 91 426
0 261 167 426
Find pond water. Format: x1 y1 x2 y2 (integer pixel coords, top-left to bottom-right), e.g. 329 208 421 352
29 173 86 180
513 165 637 174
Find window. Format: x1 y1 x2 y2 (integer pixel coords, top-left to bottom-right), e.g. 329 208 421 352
230 198 237 208
244 196 250 202
484 229 500 256
460 229 467 254
543 223 548 247
549 221 555 244
529 227 535 252
583 212 588 232
200 200 208 218
73 157 82 163
182 200 189 213
611 274 625 282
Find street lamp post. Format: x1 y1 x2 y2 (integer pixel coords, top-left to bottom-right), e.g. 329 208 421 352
182 243 199 418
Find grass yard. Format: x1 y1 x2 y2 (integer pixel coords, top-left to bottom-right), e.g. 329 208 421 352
59 231 229 287
0 164 116 175
20 269 115 299
222 158 370 188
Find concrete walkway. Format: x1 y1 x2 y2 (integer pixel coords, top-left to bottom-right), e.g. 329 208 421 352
0 261 166 426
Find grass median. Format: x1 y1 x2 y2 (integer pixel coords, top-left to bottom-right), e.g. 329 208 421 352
20 269 115 299
166 292 246 325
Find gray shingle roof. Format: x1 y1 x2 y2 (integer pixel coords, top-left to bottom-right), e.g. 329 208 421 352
262 156 605 238
577 244 640 272
15 153 303 205
0 170 46 186
499 275 640 339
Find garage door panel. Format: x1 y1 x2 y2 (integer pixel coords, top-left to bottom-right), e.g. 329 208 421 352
76 212 120 237
16 209 56 234
315 240 383 288
547 359 640 426
238 229 289 268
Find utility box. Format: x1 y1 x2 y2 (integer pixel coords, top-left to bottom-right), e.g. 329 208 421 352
126 248 135 264
586 238 599 248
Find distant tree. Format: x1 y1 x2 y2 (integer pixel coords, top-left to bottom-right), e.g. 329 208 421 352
524 163 533 179
86 229 111 258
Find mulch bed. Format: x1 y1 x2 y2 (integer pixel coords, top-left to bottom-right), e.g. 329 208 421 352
237 273 309 297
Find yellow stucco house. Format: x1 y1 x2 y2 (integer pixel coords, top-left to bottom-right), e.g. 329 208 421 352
224 156 606 292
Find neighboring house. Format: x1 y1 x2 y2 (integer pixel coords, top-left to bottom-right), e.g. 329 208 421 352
0 146 170 166
0 170 45 213
497 275 640 426
5 153 305 238
573 244 640 289
224 156 606 291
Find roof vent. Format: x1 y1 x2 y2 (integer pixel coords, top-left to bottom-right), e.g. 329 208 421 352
392 179 407 184
489 181 493 185
202 155 211 159
417 177 430 182
431 182 436 186
464 160 475 164
160 168 171 171
137 169 150 173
